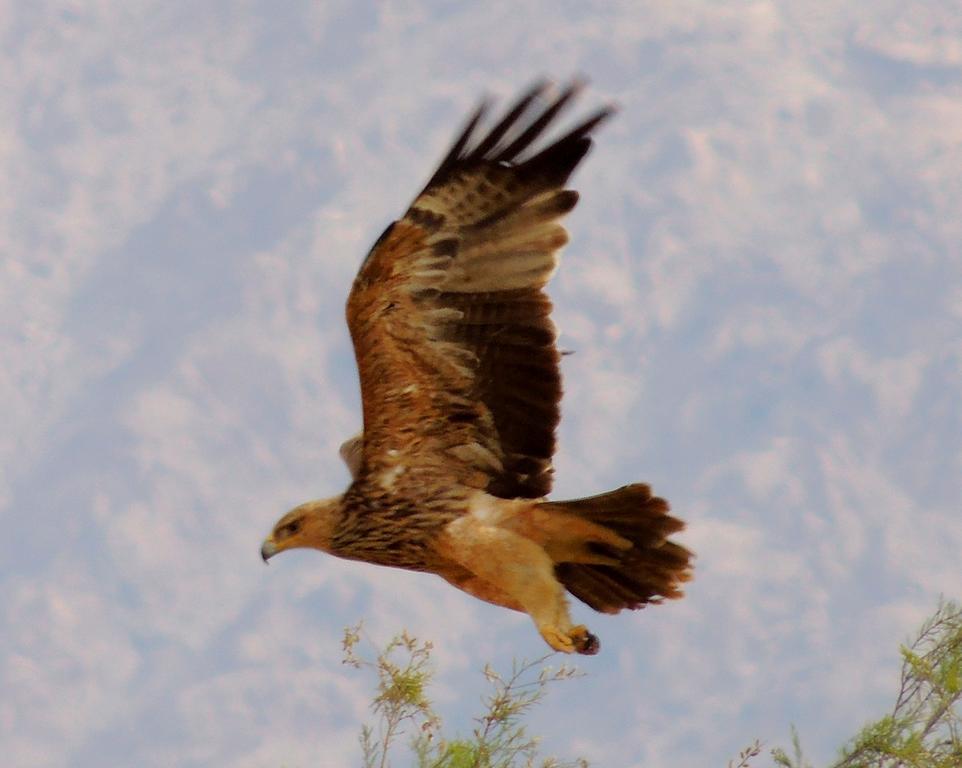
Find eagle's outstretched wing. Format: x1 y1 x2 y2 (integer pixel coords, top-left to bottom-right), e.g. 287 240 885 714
346 82 612 499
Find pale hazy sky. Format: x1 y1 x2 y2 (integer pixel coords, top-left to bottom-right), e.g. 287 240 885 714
3 2 962 766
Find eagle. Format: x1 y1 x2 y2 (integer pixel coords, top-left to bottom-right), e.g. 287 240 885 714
261 81 692 655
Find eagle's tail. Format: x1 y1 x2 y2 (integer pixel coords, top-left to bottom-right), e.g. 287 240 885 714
540 484 693 614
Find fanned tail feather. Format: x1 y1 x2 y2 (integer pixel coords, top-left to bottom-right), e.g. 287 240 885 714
542 484 693 614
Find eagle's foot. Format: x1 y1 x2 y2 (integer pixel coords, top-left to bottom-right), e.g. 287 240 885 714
538 624 600 655
570 624 600 655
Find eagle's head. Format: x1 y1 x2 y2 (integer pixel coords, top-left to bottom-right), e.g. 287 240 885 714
261 495 342 562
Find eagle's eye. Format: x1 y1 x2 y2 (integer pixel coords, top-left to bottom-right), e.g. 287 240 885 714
278 519 302 539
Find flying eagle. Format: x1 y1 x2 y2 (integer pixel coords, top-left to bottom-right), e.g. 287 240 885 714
261 82 692 655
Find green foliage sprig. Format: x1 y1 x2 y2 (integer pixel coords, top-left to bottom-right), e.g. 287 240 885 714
832 599 962 768
767 599 962 768
342 623 587 768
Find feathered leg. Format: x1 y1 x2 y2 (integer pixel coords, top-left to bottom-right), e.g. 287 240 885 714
437 512 599 654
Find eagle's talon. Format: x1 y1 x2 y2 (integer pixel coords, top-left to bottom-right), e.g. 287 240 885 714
570 625 600 655
577 631 600 655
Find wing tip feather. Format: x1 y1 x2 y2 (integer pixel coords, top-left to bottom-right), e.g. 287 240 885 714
426 79 614 192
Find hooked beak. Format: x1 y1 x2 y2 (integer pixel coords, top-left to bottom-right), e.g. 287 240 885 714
261 538 278 563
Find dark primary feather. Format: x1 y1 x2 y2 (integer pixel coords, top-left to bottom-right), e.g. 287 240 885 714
423 80 614 199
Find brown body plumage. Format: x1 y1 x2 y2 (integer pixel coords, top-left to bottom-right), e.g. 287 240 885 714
261 81 693 654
